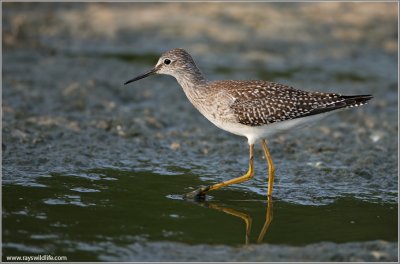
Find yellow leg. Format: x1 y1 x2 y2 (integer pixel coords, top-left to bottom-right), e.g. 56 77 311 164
208 144 254 191
257 196 273 243
262 139 275 197
183 144 254 199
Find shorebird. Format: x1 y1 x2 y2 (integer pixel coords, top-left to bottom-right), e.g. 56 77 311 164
124 48 372 200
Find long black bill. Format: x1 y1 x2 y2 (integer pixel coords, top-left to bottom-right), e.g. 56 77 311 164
124 68 157 85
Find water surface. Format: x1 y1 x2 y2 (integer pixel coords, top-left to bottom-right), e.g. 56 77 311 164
3 169 397 261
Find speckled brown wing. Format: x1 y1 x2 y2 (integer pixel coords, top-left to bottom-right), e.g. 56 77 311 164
225 80 371 127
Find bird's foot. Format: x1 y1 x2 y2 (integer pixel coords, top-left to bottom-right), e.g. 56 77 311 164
182 186 210 201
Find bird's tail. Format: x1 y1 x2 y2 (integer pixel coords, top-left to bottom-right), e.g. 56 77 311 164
341 94 373 108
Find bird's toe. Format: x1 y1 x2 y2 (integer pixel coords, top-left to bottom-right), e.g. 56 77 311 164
182 186 208 201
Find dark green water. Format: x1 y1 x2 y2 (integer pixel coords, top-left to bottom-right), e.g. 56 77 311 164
3 168 397 261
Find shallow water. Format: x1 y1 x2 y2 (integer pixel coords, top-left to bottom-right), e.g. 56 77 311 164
3 168 397 261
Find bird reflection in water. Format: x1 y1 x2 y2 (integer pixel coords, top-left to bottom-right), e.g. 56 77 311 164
196 197 273 245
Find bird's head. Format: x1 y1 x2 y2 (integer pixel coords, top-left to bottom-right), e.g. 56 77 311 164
124 48 198 85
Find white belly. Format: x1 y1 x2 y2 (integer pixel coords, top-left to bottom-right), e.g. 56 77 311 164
207 112 333 145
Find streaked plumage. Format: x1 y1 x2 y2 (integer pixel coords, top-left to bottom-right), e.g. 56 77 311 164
220 80 371 126
124 48 372 199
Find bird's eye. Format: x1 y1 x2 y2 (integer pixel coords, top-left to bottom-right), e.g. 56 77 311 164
164 59 171 65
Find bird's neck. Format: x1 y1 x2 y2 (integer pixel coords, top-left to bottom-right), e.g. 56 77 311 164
174 68 208 95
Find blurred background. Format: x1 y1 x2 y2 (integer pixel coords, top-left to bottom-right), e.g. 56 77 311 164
2 2 398 262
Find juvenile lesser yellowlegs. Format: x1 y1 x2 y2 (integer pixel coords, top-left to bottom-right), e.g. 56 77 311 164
124 48 372 200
